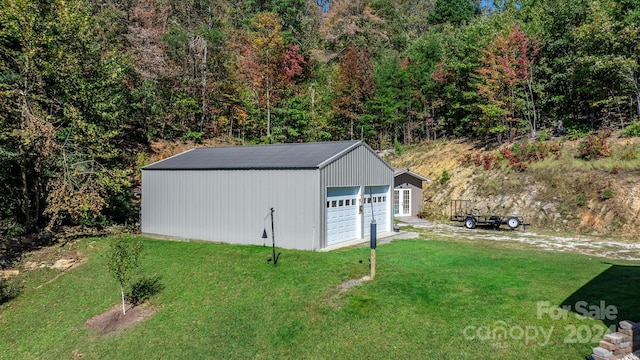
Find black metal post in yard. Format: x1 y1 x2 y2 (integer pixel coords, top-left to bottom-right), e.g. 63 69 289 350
269 208 280 267
370 221 377 250
368 188 376 279
370 220 376 280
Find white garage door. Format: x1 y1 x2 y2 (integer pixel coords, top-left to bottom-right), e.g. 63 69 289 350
363 186 390 237
326 187 359 246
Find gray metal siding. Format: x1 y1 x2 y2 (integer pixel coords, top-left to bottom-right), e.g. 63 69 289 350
142 169 320 250
321 145 392 187
394 173 424 189
319 145 394 248
394 173 425 217
411 185 423 216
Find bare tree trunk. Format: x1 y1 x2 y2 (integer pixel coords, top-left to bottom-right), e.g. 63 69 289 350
21 165 32 230
527 78 538 138
20 65 34 231
266 87 271 139
200 40 207 132
121 284 126 315
636 91 640 121
266 49 271 141
310 86 315 114
350 118 354 140
631 70 640 120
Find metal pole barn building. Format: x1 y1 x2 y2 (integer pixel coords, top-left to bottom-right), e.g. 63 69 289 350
141 140 394 251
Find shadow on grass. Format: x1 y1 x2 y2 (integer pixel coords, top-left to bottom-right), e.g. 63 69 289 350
126 274 164 307
560 264 640 327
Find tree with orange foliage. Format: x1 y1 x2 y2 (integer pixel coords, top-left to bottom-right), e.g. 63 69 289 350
239 13 308 141
319 0 387 54
332 45 375 139
247 12 284 140
476 25 540 142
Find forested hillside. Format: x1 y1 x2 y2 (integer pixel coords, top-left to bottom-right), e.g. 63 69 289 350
1 0 640 237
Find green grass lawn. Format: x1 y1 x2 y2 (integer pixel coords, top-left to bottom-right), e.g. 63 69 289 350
1 236 639 359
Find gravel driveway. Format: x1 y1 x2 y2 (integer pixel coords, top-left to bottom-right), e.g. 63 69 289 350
397 217 640 261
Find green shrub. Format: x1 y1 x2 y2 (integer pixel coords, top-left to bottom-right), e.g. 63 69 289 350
621 120 640 138
601 188 614 200
0 277 21 304
393 139 405 154
183 131 204 144
537 130 552 141
0 220 25 237
439 170 450 185
565 124 593 140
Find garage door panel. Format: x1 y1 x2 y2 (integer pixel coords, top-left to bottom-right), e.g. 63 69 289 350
326 187 359 246
363 186 389 236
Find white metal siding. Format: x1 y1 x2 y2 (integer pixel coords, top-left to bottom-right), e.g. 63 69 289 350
319 145 394 248
142 169 320 250
142 142 393 251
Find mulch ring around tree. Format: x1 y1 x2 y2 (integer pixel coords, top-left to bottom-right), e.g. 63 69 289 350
84 303 157 336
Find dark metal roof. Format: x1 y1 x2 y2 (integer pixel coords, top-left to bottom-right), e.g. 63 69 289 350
393 168 431 182
143 141 363 170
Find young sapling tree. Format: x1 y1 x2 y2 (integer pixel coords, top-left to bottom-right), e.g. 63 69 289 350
106 236 143 315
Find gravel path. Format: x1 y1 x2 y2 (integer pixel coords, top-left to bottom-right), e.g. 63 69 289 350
397 217 640 261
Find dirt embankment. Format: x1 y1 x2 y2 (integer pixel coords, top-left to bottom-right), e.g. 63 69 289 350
387 138 640 241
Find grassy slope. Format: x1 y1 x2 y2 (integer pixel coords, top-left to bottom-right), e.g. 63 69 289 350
2 236 639 359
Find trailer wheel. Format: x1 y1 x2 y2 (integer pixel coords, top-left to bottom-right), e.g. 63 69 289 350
465 217 476 229
507 217 520 230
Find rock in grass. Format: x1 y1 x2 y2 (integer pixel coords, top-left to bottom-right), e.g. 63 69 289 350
605 332 631 344
592 346 612 357
52 259 75 270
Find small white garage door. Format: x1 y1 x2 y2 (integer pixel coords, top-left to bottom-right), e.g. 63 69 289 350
326 187 359 246
363 186 390 237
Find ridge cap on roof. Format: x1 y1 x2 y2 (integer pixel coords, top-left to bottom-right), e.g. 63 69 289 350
142 140 365 170
191 139 359 151
142 148 196 169
316 140 363 169
394 168 431 182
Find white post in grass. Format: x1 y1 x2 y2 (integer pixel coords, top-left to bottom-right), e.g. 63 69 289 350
120 285 126 315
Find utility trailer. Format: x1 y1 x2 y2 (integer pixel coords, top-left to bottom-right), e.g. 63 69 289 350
449 199 528 230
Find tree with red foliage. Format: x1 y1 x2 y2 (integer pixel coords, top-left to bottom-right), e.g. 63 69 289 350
239 13 308 141
332 45 375 139
282 45 307 85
